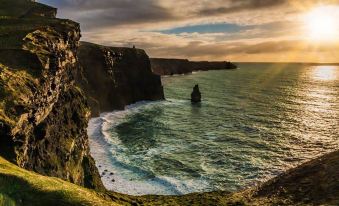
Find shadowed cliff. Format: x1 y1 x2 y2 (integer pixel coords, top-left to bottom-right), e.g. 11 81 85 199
75 42 164 117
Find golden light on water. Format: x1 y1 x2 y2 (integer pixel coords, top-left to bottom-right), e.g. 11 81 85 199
312 66 338 81
303 6 339 42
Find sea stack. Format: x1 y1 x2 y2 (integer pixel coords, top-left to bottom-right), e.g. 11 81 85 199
191 84 202 103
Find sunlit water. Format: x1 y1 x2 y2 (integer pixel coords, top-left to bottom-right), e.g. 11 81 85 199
88 63 339 195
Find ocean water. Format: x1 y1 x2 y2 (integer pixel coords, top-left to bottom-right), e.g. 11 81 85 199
88 63 339 195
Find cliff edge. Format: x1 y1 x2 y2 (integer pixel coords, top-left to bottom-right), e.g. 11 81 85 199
76 42 164 117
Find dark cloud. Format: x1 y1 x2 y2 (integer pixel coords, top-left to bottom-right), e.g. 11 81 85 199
40 0 290 29
39 0 339 62
41 0 175 28
198 0 288 16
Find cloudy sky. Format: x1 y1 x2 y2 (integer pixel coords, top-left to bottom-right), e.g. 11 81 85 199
39 0 339 63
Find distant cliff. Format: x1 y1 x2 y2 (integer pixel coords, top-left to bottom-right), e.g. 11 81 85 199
150 58 237 75
76 42 164 117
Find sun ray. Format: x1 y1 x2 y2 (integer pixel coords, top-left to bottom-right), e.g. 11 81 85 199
303 6 339 42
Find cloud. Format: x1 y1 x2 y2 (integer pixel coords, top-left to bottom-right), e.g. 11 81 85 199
38 0 339 62
41 0 175 28
198 0 288 16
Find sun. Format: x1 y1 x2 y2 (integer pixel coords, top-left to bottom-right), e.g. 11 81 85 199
303 6 339 42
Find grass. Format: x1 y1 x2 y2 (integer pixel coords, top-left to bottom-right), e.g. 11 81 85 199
0 154 254 206
0 156 121 206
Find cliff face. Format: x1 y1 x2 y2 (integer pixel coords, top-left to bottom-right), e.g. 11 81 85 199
151 58 237 75
76 42 164 117
0 0 103 190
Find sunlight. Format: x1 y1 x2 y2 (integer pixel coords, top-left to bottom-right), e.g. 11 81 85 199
312 66 338 81
303 6 339 42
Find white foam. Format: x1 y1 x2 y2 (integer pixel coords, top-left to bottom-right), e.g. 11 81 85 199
88 101 208 195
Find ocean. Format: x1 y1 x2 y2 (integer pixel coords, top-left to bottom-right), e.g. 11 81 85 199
88 63 339 195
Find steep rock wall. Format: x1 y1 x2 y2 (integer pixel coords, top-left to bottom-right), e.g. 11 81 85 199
76 42 164 117
151 58 237 75
0 0 104 190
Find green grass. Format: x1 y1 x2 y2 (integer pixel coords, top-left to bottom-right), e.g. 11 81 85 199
0 156 121 206
0 154 257 206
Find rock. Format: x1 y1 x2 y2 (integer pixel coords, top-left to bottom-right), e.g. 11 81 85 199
75 42 165 117
0 0 104 191
191 84 202 103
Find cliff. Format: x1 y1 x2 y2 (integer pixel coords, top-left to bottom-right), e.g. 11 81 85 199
150 58 237 75
76 42 164 117
0 0 103 190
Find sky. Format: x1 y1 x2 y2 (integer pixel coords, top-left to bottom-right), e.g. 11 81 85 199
39 0 339 63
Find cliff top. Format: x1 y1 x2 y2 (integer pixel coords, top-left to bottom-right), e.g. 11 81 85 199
151 58 232 63
80 41 148 57
0 0 56 18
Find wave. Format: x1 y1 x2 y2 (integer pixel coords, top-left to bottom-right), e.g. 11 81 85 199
88 100 210 195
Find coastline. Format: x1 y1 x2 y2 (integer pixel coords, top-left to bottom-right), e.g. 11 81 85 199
87 101 211 196
1 1 338 205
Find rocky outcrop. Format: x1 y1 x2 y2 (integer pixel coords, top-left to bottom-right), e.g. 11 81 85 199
191 84 201 103
151 58 237 75
0 0 104 190
76 42 164 117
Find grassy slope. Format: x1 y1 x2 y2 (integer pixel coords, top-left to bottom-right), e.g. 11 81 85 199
1 151 338 205
0 156 121 206
254 150 339 205
0 155 270 206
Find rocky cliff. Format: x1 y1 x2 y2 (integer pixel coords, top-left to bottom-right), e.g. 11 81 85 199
151 58 237 75
76 42 164 117
0 0 104 190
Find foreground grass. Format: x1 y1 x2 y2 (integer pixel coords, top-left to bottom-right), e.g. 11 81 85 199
0 157 120 206
0 155 271 206
1 151 339 206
